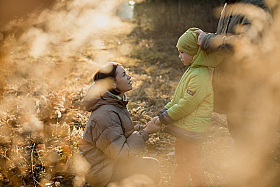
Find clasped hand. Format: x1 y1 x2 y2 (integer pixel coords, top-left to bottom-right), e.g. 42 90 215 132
143 116 162 134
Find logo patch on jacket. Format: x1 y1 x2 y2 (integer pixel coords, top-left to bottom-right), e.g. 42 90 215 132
186 88 196 96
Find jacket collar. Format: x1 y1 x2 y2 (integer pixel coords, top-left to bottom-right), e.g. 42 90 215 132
105 91 129 106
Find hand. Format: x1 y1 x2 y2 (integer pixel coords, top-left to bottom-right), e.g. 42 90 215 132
134 124 147 131
144 117 161 134
134 124 141 131
194 30 207 45
155 118 162 126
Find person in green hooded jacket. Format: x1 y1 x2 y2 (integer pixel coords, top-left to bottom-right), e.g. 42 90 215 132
154 28 222 187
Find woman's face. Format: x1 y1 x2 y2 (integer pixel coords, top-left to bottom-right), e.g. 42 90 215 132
178 50 193 66
115 66 132 94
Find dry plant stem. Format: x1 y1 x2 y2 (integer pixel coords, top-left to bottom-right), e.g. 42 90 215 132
31 143 39 186
0 153 14 167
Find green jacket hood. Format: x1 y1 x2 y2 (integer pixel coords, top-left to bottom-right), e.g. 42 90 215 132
176 28 201 56
177 27 223 68
190 47 223 68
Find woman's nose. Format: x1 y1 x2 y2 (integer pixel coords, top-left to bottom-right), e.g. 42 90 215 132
128 75 131 79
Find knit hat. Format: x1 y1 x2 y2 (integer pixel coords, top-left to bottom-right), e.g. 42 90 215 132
176 28 201 56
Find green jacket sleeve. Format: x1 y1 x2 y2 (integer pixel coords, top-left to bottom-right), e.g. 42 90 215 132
165 102 172 109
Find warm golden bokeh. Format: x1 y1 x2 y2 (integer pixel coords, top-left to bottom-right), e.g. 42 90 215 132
0 0 279 186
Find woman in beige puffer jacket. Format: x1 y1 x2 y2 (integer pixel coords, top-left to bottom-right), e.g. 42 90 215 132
79 62 161 187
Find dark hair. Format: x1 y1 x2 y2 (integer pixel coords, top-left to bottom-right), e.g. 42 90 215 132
93 62 122 95
226 0 236 3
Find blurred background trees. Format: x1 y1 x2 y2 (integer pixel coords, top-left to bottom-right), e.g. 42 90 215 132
133 0 224 35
